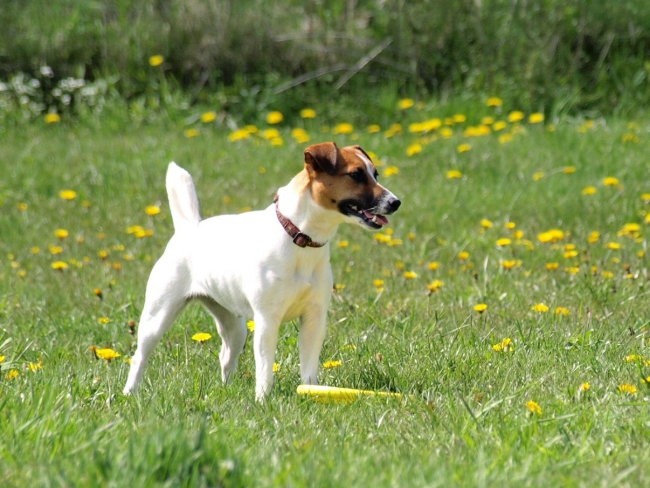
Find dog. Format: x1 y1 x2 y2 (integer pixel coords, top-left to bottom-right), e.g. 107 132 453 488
123 142 400 400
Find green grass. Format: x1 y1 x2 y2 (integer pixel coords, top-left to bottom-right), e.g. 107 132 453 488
0 102 648 487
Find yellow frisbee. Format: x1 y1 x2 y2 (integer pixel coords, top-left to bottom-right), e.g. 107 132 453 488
296 384 403 404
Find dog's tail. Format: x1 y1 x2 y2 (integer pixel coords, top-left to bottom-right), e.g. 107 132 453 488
166 162 201 232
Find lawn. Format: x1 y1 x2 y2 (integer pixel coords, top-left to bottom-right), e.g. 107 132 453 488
1 101 648 487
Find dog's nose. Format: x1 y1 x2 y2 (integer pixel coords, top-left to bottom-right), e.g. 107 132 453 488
388 197 401 213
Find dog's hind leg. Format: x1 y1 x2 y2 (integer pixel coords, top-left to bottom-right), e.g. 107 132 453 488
199 297 247 383
251 312 283 401
123 259 188 394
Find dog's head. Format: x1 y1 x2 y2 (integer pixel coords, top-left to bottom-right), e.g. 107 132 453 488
304 142 401 230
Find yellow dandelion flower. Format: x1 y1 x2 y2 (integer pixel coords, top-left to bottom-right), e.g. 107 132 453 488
300 108 317 119
145 205 161 216
486 96 503 107
562 166 577 174
367 124 381 133
496 238 511 247
0 355 5 363
578 382 591 393
51 260 69 271
426 279 444 293
148 54 164 67
640 192 650 203
473 303 488 313
200 111 217 123
192 332 212 343
273 363 280 373
184 128 200 138
383 165 400 177
528 112 544 124
6 369 20 380
458 251 470 261
602 176 620 187
54 228 69 239
373 279 385 289
49 245 64 255
545 262 560 271
606 242 622 250
59 189 78 201
508 111 525 123
406 143 423 156
333 122 354 135
501 259 522 270
97 316 111 325
323 359 343 369
587 231 600 244
398 98 415 110
456 143 472 154
532 171 545 181
446 169 463 180
618 383 638 395
334 283 346 292
492 337 513 352
44 112 61 124
266 111 284 125
403 270 418 280
452 114 466 124
480 218 493 229
531 303 549 313
526 400 542 415
291 128 310 143
554 306 571 316
90 346 121 361
427 261 441 271
493 120 507 131
537 229 565 243
624 354 643 363
246 320 255 332
581 186 597 196
228 128 253 142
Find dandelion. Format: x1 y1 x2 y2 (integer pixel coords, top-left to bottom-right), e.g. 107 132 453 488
334 283 346 292
49 245 63 255
526 400 542 415
426 279 444 293
587 231 600 244
458 251 470 261
446 169 463 180
624 354 643 363
333 122 354 135
496 238 511 247
291 128 310 143
492 338 513 352
273 363 280 373
373 279 385 291
403 270 418 280
532 171 545 181
246 320 255 332
531 303 549 313
480 219 493 229
54 228 69 239
529 113 544 124
5 369 19 380
537 229 565 243
581 186 597 196
507 111 525 123
266 111 284 125
606 242 622 250
44 112 61 124
562 166 577 174
427 261 441 271
398 98 415 110
456 143 472 153
602 176 620 187
51 261 69 271
228 128 253 142
59 189 78 201
383 166 400 177
578 382 591 393
200 111 217 124
555 306 571 316
337 240 349 248
641 193 650 203
148 54 164 67
29 359 44 371
300 108 317 119
367 124 381 133
191 332 212 343
486 96 503 107
145 205 161 216
93 288 103 300
97 316 111 325
618 383 638 395
452 114 466 124
323 359 343 369
501 259 522 270
90 346 121 361
0 355 5 363
406 143 423 156
184 128 200 138
473 303 488 313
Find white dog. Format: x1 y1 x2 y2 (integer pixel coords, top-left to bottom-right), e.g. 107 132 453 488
123 142 400 400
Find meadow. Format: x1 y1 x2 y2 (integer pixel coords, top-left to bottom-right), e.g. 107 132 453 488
0 99 648 486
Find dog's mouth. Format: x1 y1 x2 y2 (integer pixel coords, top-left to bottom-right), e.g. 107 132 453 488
339 200 389 229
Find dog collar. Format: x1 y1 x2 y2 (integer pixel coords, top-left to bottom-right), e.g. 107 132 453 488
274 196 326 248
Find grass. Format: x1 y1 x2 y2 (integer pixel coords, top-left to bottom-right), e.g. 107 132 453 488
0 100 648 487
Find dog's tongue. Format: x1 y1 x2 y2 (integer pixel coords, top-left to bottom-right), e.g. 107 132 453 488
362 210 388 226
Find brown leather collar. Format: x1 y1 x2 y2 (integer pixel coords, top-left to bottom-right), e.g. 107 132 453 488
274 196 326 248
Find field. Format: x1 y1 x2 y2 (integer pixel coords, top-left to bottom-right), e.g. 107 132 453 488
1 100 648 486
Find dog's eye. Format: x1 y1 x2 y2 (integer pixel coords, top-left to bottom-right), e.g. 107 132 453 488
347 169 367 184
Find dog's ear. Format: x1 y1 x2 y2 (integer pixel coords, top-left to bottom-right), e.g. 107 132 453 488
304 142 339 175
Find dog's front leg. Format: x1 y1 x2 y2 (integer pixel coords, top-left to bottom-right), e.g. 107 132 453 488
299 304 328 385
252 313 281 401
